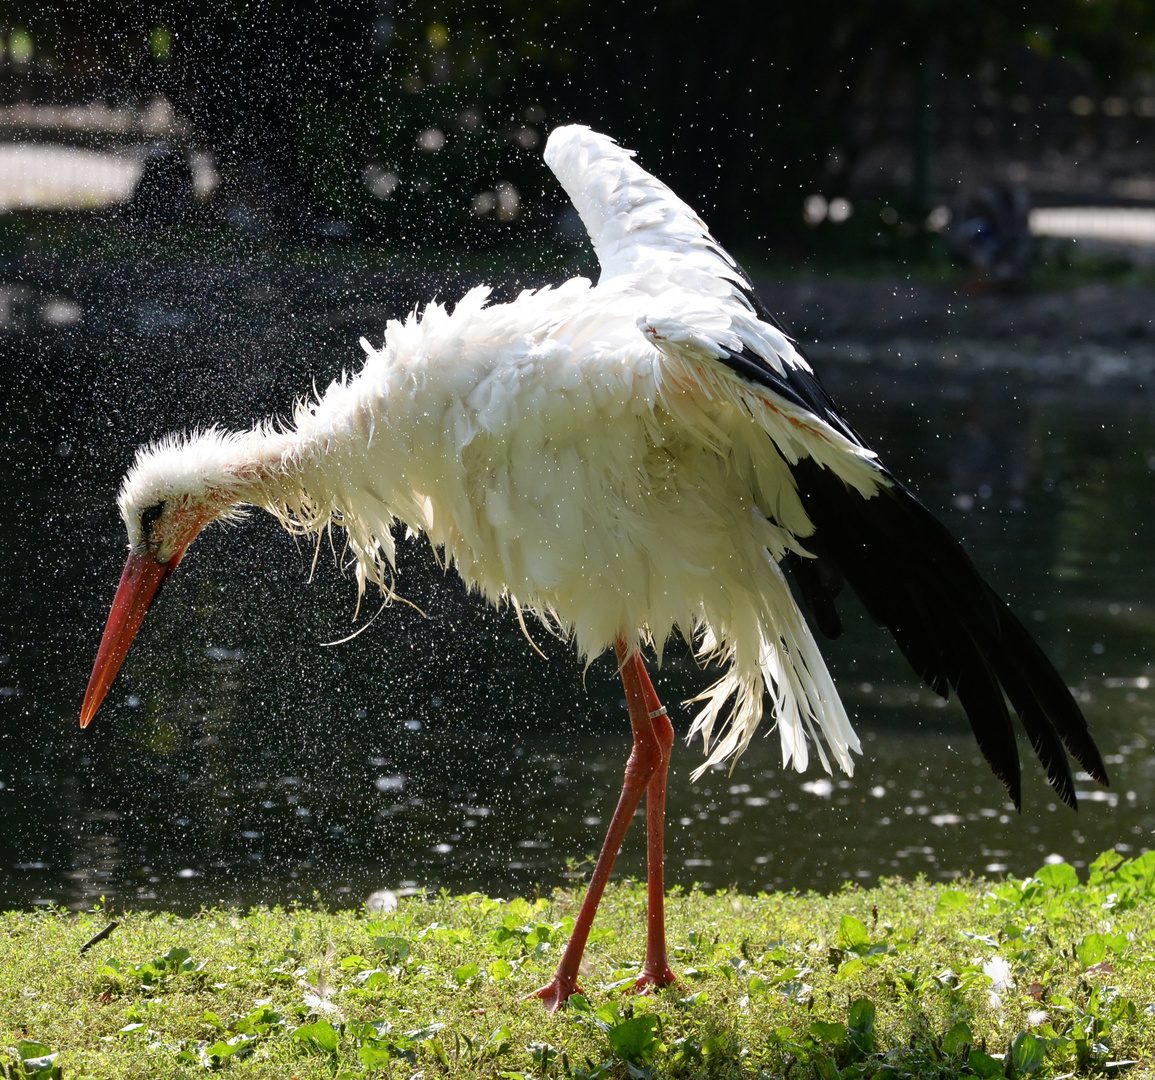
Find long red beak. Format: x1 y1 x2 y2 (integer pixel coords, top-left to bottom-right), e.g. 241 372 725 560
79 550 180 729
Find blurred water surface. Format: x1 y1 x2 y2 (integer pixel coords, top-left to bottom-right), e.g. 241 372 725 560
1 258 1153 913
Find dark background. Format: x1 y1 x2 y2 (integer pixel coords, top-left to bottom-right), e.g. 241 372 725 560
5 1 1155 256
2 3 1155 912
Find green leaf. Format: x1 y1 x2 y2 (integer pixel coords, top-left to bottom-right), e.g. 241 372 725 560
1035 862 1079 891
488 958 513 980
15 1045 53 1062
358 1042 398 1068
372 935 411 964
593 1001 623 1031
358 968 391 988
133 959 164 984
837 956 866 980
1010 1031 1047 1076
164 945 192 969
15 1042 60 1080
747 974 769 994
606 1015 658 1064
848 998 875 1035
1088 849 1126 884
424 1036 450 1067
347 1018 388 1042
294 1020 340 1053
838 915 870 950
935 889 970 914
234 1005 285 1034
526 923 552 947
847 998 876 1055
967 1049 1007 1078
943 1021 974 1054
486 1024 513 1057
1119 849 1155 895
810 1020 847 1045
1077 932 1109 967
453 961 480 984
813 1051 840 1080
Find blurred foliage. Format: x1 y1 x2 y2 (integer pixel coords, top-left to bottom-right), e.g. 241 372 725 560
805 191 943 265
6 1 1155 248
296 76 550 247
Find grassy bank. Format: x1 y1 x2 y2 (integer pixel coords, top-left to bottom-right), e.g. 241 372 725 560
2 851 1153 1079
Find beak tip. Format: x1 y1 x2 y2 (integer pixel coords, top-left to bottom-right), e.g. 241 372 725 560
79 695 99 729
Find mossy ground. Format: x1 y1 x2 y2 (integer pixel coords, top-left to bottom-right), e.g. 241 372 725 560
2 851 1154 1079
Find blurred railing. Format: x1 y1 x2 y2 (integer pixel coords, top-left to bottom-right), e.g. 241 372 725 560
0 143 141 212
0 91 216 212
0 98 190 147
846 68 1155 210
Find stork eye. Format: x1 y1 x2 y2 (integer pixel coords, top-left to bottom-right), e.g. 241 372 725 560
140 502 165 538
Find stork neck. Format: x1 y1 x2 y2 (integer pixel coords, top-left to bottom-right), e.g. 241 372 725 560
233 430 304 506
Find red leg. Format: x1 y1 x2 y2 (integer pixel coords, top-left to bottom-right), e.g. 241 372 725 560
533 639 676 1011
625 654 677 993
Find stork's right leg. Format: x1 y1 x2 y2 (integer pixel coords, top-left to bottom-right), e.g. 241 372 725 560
532 640 669 1013
624 652 677 993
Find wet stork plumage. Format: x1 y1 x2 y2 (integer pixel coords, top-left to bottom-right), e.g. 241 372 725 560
80 125 1107 1010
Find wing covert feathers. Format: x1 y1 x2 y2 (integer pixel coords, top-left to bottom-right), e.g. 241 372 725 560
789 457 1108 809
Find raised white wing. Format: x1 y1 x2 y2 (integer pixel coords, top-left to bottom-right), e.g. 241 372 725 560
545 125 879 487
544 124 745 292
543 125 823 379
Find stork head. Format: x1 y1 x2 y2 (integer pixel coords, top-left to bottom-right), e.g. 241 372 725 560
80 429 262 729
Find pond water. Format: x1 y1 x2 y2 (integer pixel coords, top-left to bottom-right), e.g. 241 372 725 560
1 258 1153 913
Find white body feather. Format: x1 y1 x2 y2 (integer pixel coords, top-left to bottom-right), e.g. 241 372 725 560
122 126 888 779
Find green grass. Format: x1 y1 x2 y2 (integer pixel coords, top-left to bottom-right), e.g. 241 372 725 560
2 850 1154 1079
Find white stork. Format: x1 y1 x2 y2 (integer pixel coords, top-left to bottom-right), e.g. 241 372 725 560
80 125 1107 1011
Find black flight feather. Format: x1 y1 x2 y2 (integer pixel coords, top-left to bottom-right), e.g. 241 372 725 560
710 301 1108 809
789 455 1107 809
784 550 845 640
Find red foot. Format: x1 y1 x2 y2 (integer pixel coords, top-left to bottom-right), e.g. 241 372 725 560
631 962 678 995
531 974 583 1013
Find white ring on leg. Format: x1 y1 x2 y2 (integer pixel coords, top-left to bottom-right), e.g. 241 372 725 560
647 707 668 720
